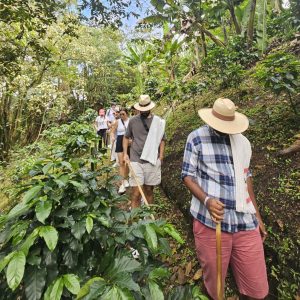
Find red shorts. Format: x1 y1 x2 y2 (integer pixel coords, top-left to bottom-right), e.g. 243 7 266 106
193 219 269 299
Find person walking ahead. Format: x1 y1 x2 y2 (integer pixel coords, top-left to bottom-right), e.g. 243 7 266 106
94 109 108 150
123 95 166 208
182 98 269 300
111 108 130 194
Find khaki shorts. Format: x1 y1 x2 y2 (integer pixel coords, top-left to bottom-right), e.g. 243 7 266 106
129 160 162 186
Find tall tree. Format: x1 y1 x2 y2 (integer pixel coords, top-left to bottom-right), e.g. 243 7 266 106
247 0 257 46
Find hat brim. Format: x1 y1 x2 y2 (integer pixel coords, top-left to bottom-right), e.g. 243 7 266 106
134 101 156 112
198 108 249 134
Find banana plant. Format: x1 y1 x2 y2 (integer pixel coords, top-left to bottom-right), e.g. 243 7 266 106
123 42 155 94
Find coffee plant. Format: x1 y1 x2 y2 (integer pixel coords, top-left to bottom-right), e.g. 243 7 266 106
0 120 184 300
253 51 300 114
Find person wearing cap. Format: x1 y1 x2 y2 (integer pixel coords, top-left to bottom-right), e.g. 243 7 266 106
123 95 166 208
94 108 109 150
181 98 268 300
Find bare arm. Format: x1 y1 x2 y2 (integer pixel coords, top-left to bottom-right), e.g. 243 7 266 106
247 177 267 241
183 176 224 222
159 140 165 161
123 136 129 162
110 121 117 141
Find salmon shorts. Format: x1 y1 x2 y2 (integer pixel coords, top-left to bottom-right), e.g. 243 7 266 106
193 219 269 300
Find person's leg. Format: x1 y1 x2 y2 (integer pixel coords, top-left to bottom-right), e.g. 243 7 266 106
193 219 232 300
117 153 126 178
98 132 103 150
131 186 141 208
143 160 161 204
230 227 269 300
128 162 144 208
143 185 154 204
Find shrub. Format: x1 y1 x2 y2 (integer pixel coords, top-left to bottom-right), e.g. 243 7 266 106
201 46 245 89
0 122 185 299
253 51 300 114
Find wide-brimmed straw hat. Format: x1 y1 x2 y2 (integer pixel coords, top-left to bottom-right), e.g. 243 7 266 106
134 95 156 112
198 98 249 134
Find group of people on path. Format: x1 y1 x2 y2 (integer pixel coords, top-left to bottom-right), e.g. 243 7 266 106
94 95 269 300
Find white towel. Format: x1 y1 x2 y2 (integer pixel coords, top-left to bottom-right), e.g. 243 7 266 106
141 115 165 165
230 134 256 214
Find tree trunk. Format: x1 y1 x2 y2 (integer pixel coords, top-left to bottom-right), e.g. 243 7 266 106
228 3 241 34
200 31 207 57
247 0 257 47
222 18 228 45
198 23 225 47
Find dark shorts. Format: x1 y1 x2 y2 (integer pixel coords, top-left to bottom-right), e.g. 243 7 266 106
115 135 124 153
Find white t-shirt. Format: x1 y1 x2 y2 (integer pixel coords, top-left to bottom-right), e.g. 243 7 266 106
106 108 116 123
95 116 108 131
117 118 129 136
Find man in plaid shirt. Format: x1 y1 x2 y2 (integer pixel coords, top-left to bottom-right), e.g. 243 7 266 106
182 98 268 300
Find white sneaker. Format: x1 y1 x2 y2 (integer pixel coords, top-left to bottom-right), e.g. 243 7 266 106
124 180 129 188
130 247 140 259
112 162 119 168
118 184 126 194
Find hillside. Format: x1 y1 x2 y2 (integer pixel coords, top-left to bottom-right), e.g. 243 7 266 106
161 72 300 298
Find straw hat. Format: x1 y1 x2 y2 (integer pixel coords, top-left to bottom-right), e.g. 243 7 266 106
198 98 249 134
134 95 156 112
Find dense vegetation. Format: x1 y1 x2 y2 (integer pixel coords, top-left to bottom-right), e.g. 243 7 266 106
1 0 299 299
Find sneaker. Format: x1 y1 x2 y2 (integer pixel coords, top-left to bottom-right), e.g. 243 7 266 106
130 247 140 259
118 184 126 194
123 180 129 188
112 162 119 168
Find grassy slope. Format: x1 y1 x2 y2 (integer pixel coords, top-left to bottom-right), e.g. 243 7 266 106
161 75 300 298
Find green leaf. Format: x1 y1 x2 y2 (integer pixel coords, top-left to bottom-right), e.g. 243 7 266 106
42 162 54 174
149 267 170 282
63 274 80 294
149 280 164 300
20 228 40 256
163 224 185 244
35 200 52 224
6 251 26 291
70 199 87 209
86 216 93 234
24 266 46 300
97 215 111 227
48 277 64 300
0 251 16 272
7 202 30 220
192 285 210 300
106 256 141 278
102 286 134 300
71 220 86 240
76 277 105 299
39 226 58 251
144 224 158 251
70 180 84 189
110 272 140 292
23 185 43 204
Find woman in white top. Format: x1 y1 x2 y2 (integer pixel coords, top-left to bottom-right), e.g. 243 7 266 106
94 109 109 150
111 108 130 194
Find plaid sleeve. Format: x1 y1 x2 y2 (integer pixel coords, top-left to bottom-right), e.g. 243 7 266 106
181 133 199 180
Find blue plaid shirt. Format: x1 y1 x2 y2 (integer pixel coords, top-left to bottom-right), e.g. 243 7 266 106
181 125 258 233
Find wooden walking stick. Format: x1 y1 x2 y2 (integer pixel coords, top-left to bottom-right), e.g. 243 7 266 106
216 222 223 300
126 160 155 221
